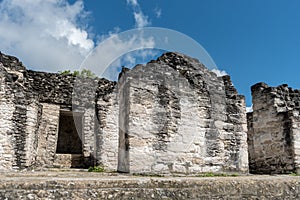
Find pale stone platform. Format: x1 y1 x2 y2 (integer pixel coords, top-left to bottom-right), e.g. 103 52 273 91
0 171 299 199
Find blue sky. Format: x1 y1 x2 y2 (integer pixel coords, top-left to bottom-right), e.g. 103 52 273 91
1 0 300 107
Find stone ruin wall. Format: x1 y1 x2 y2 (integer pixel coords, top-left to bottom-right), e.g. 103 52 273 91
4 51 300 175
118 52 248 174
0 53 119 171
95 79 119 171
0 54 40 171
0 52 250 174
13 51 300 176
248 83 300 174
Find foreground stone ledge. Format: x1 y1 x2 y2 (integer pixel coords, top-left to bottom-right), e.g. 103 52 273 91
0 172 299 199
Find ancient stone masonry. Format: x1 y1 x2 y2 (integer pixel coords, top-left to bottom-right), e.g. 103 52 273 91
0 54 40 170
248 83 300 174
117 52 248 174
0 52 117 171
0 51 249 174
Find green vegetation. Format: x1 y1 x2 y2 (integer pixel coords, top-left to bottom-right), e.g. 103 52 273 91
290 172 300 176
59 69 97 78
197 172 238 177
88 165 105 172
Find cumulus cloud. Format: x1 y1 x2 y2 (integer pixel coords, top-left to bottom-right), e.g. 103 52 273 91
211 69 228 77
0 0 162 78
0 0 94 72
126 0 150 28
246 105 253 113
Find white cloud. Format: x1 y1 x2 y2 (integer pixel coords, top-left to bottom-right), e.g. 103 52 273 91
0 0 94 72
0 0 161 78
133 12 150 28
126 0 138 7
246 105 253 113
154 8 162 18
211 69 228 77
126 0 151 28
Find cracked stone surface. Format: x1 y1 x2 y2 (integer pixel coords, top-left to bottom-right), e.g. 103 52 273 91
0 51 248 174
0 171 299 199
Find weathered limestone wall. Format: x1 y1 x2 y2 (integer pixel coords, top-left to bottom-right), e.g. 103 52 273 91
0 64 15 171
73 77 118 168
0 52 247 174
27 70 74 106
248 83 300 174
0 54 42 170
290 114 300 173
36 103 60 167
81 108 96 166
96 82 119 171
118 62 207 174
0 52 118 170
117 73 130 173
118 52 248 174
23 101 41 167
222 76 249 172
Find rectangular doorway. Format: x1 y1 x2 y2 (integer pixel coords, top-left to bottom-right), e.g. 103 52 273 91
55 110 84 168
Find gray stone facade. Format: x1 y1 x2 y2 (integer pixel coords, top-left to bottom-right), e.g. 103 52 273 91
0 51 249 174
117 53 248 174
248 83 300 174
0 53 117 171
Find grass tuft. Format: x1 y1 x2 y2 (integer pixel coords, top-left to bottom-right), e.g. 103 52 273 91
290 172 300 176
88 166 105 172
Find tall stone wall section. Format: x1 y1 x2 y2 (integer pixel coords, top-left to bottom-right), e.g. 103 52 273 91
248 83 300 174
0 63 15 171
0 54 42 170
118 52 248 174
35 103 60 167
96 80 119 171
222 76 249 172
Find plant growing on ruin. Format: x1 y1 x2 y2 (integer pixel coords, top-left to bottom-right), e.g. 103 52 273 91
290 172 300 176
59 69 97 78
88 165 105 172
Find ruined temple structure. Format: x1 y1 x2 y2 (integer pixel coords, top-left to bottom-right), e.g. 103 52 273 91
0 51 250 174
248 83 300 174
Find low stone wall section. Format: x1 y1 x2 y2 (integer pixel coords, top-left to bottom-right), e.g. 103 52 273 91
0 172 299 199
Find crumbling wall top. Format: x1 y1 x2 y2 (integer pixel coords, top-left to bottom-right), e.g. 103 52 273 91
251 82 300 114
0 52 26 72
0 52 116 107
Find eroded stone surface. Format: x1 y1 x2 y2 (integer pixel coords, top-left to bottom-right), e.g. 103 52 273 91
248 83 300 174
0 51 248 174
0 52 117 171
0 172 299 200
118 52 248 174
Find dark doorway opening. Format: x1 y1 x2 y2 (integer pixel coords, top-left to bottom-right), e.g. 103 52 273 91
55 110 84 168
